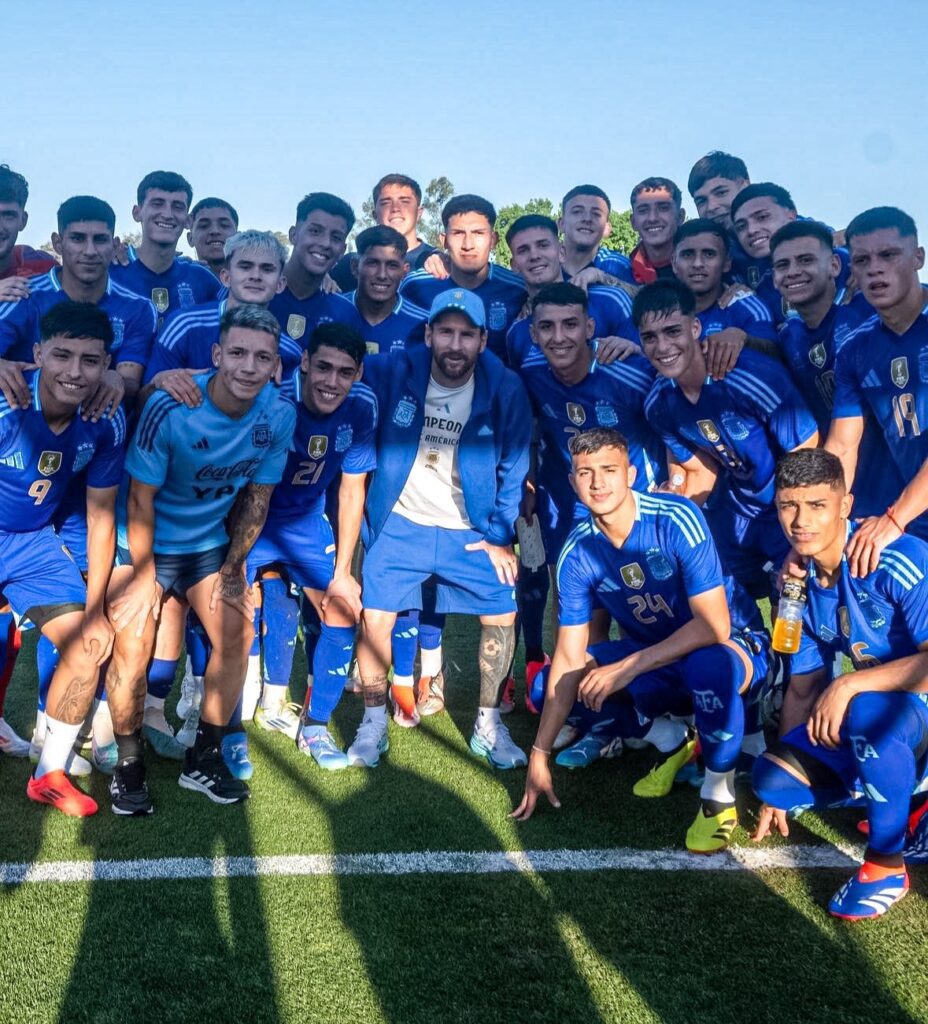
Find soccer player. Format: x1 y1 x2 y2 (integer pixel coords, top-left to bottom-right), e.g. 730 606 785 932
627 177 685 284
245 323 376 769
0 164 56 299
752 448 928 919
186 198 240 277
110 171 220 322
270 193 365 346
353 289 531 767
558 185 634 283
347 225 428 353
512 429 768 853
400 194 527 362
1 302 126 816
0 195 157 404
330 174 436 290
639 280 819 598
687 151 750 233
105 304 295 812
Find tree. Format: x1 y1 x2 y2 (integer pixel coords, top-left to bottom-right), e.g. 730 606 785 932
419 177 454 247
604 208 637 255
269 231 291 256
493 198 556 267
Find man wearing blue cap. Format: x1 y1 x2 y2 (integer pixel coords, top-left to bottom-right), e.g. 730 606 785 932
349 288 532 768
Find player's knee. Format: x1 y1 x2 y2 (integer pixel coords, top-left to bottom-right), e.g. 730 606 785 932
684 644 743 702
845 690 900 738
752 750 808 809
111 630 152 679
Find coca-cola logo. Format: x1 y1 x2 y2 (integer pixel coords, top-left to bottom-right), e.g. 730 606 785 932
195 458 261 480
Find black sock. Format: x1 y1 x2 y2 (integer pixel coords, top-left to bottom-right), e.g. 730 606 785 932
114 731 143 766
306 716 328 728
195 719 225 753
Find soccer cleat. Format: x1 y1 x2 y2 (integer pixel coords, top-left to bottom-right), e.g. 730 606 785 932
416 670 446 717
685 803 738 854
142 710 187 761
109 760 154 816
29 729 94 777
632 734 698 798
92 736 118 775
470 720 528 770
176 673 203 721
555 727 623 769
0 716 30 757
298 725 349 771
178 746 250 804
221 732 254 781
524 655 550 715
829 865 909 920
254 702 302 740
552 722 582 751
27 770 98 817
175 710 200 749
347 716 389 767
391 685 420 728
904 799 928 862
499 677 516 715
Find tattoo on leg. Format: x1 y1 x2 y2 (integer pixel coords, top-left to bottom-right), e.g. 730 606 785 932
478 624 516 707
361 673 388 709
50 675 97 725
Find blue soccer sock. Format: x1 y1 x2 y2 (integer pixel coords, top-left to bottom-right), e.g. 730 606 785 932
36 634 59 713
301 596 321 673
261 577 299 687
307 624 356 725
186 616 210 678
391 611 419 685
517 562 549 663
146 657 178 703
681 644 746 774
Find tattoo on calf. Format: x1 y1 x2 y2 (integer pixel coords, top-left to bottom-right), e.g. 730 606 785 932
361 673 388 709
50 675 97 725
478 624 516 708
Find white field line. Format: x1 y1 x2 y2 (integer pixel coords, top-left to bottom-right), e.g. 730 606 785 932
0 844 863 887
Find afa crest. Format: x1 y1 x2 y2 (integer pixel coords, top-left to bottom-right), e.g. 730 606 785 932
488 302 507 331
308 435 328 459
37 451 62 476
335 424 353 452
595 402 618 428
566 402 586 426
809 343 827 369
697 419 721 443
252 425 271 448
287 314 306 340
393 397 416 427
891 356 909 389
72 443 95 473
646 546 673 581
620 562 646 590
111 318 125 348
151 288 169 314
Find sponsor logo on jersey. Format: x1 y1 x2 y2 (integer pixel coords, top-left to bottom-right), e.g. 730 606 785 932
595 402 618 428
393 396 416 427
620 562 646 589
72 442 95 473
308 435 328 459
809 342 827 369
891 356 909 389
839 605 850 638
287 314 306 339
697 419 720 443
488 302 507 331
566 402 586 426
252 425 271 448
151 288 169 313
37 451 62 476
335 424 353 452
646 546 673 581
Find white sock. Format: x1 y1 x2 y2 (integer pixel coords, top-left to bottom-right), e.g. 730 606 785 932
700 768 736 805
36 716 82 778
741 731 766 757
92 700 115 747
182 655 194 682
642 716 687 753
33 709 47 747
476 706 501 731
363 705 387 725
392 673 414 690
241 655 262 720
144 694 165 713
420 646 442 678
260 682 289 711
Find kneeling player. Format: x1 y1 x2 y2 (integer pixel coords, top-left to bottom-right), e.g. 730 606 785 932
752 448 928 919
513 429 767 853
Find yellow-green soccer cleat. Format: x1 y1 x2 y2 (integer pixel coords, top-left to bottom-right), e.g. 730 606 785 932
686 803 738 854
632 735 698 798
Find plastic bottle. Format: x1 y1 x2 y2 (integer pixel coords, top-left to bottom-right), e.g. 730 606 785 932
771 577 806 654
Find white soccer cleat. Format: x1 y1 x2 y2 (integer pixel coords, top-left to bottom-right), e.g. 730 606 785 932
254 702 302 740
0 716 30 758
469 720 527 770
347 715 389 767
175 709 200 749
176 673 203 722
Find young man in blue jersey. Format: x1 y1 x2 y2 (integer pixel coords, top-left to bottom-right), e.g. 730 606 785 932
0 164 57 302
186 197 239 277
752 448 928 919
638 280 819 600
244 323 376 770
0 195 156 406
828 206 928 574
1 302 126 816
353 289 531 767
399 194 526 362
558 185 634 284
347 226 427 353
512 429 768 852
687 151 750 233
111 171 219 322
105 305 295 812
271 193 365 346
627 177 685 284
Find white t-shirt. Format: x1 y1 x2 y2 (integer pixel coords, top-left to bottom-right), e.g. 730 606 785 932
394 375 475 529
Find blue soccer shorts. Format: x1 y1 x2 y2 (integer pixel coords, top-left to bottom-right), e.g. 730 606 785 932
246 513 336 592
0 525 86 627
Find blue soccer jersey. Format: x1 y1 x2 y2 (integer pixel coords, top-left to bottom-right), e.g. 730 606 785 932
111 247 220 325
143 299 303 382
268 287 366 352
556 492 725 642
644 348 818 518
126 373 296 554
0 371 126 531
506 284 637 369
592 247 636 285
346 292 428 355
0 268 157 368
734 246 852 327
268 369 377 521
696 290 777 342
399 264 527 363
791 532 928 676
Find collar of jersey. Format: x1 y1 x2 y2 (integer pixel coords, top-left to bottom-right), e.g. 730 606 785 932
806 520 853 584
49 266 113 297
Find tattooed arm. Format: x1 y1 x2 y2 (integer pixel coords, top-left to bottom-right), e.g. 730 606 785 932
211 483 275 618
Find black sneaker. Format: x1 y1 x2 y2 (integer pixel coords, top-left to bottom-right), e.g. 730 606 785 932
109 759 154 817
178 746 250 804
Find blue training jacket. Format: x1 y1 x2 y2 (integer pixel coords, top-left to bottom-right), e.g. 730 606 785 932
361 344 531 547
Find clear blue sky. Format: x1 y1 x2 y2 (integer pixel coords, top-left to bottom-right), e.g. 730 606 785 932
8 1 928 252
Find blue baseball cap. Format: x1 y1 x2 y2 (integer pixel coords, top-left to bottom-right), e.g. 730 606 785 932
427 288 486 329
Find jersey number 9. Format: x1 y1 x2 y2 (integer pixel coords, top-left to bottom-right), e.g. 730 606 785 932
28 479 52 505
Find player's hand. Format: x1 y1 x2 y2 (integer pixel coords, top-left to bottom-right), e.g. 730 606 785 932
578 659 634 712
82 368 124 422
423 252 451 279
112 237 130 267
777 548 808 592
0 277 30 302
152 368 207 407
81 609 115 665
717 283 752 309
656 471 686 495
321 273 341 295
752 803 791 841
520 482 536 525
807 675 856 749
321 574 362 623
510 749 561 820
845 514 901 578
109 576 162 638
568 267 607 292
704 327 746 380
595 335 641 364
0 359 33 408
210 563 254 620
465 540 519 585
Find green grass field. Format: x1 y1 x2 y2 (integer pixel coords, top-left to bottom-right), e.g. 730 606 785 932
1 621 927 1024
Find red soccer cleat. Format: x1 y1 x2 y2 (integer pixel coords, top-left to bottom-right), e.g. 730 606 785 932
27 769 98 817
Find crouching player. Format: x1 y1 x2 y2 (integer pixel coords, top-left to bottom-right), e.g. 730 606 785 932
752 448 928 919
2 302 126 815
513 429 767 853
245 323 376 769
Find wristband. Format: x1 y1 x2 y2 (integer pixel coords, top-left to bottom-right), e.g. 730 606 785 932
886 506 905 533
531 745 551 756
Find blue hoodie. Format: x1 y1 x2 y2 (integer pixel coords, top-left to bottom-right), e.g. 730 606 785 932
362 344 531 547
